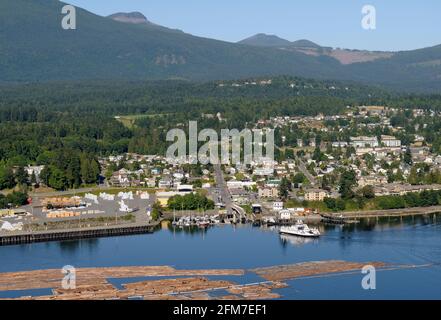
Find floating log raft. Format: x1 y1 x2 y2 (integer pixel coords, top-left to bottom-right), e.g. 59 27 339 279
0 261 388 300
0 266 244 292
250 260 386 281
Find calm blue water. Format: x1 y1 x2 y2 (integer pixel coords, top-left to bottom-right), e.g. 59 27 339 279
1 214 441 299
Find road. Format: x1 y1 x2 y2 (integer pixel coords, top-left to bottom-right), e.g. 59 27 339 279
213 164 232 210
296 157 317 186
213 164 246 219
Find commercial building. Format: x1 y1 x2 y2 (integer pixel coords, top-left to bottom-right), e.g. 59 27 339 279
258 187 279 199
381 135 401 148
350 136 379 148
304 189 329 202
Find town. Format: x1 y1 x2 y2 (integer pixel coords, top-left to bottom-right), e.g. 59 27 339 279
3 104 441 243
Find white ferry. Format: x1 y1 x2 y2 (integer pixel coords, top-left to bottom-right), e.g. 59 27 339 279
279 220 321 238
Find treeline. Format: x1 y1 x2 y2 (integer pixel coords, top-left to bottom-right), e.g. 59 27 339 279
39 151 101 191
0 191 29 209
167 193 215 211
375 190 441 210
322 188 441 212
0 166 28 190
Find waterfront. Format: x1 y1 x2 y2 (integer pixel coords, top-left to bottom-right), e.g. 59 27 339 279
1 214 441 299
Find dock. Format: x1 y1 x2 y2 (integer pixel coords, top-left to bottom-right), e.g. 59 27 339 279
320 213 359 224
0 222 157 246
320 205 441 224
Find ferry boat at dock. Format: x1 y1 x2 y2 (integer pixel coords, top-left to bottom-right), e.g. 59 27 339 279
279 220 321 238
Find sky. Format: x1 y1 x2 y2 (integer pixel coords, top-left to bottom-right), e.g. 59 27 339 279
66 0 440 51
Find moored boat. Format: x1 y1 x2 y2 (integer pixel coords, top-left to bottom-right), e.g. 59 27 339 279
279 220 320 238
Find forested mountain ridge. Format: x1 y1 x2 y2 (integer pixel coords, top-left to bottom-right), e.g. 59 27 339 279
0 0 340 83
1 0 441 92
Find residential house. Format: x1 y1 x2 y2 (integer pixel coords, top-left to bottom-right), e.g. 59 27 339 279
273 202 284 211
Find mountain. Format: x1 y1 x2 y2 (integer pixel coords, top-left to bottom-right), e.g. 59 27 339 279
108 12 153 25
238 35 392 65
0 0 342 82
1 0 441 92
238 34 321 49
290 39 322 49
238 33 292 47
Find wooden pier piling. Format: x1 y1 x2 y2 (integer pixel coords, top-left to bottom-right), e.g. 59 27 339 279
0 223 156 246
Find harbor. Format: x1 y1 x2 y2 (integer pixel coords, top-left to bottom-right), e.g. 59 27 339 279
1 213 441 299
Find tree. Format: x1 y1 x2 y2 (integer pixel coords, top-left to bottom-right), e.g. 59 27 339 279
48 167 68 191
339 170 357 199
30 171 37 186
0 191 29 209
151 202 162 221
279 177 291 200
324 197 337 211
292 173 306 185
66 156 82 188
80 155 100 185
285 148 295 160
324 197 346 212
15 166 29 186
39 166 52 186
403 148 412 165
168 193 215 211
312 147 326 162
0 167 15 190
360 185 375 199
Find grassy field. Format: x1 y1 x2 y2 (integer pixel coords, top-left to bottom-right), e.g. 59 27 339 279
115 114 172 128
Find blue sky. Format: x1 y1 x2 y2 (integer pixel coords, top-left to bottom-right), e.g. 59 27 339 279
66 0 440 51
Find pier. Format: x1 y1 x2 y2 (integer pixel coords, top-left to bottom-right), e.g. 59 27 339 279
0 222 157 246
320 205 441 224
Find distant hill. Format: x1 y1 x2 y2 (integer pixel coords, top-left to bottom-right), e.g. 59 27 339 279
290 39 322 49
238 33 292 47
1 0 441 92
238 34 322 50
238 34 392 65
108 12 153 25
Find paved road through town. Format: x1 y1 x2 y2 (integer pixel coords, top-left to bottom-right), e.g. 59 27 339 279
296 157 317 186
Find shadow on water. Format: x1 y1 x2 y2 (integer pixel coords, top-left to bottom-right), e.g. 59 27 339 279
57 238 100 253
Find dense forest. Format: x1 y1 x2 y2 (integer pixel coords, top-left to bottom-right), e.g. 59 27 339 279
1 76 441 191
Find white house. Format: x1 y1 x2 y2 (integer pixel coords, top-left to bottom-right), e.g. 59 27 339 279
273 202 284 211
279 210 291 220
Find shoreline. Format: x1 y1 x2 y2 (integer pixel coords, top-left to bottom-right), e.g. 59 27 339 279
2 205 440 246
321 205 441 219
